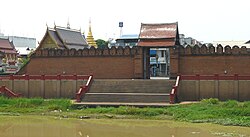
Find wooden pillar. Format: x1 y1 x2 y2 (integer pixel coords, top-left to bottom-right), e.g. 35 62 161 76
143 47 150 79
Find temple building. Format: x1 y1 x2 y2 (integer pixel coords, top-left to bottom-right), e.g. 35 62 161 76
0 34 36 57
37 25 88 50
0 38 18 62
86 20 97 48
0 38 19 73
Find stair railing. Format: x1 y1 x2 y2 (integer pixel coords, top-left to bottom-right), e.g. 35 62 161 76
170 75 180 104
0 85 22 98
75 75 93 102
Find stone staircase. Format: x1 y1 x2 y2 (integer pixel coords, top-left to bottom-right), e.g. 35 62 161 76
81 79 175 104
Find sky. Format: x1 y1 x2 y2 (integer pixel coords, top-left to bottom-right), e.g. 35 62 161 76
0 0 250 43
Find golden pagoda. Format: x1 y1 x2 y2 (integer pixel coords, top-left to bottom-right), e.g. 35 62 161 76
86 19 97 48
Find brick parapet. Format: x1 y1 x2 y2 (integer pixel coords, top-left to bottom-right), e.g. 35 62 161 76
174 44 248 56
32 46 141 58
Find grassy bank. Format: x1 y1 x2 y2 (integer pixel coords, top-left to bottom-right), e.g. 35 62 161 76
0 97 250 127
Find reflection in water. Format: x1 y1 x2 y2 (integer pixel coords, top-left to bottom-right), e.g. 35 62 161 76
0 116 249 137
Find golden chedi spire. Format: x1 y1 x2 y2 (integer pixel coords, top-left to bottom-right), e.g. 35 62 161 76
86 19 97 48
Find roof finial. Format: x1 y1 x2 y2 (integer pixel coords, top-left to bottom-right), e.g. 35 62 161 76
89 17 92 32
54 21 56 28
67 17 70 29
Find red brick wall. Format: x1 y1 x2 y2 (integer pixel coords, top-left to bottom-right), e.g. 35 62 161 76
170 45 250 76
179 56 250 75
18 46 146 79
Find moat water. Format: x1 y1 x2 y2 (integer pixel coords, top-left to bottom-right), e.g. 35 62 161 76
0 116 249 137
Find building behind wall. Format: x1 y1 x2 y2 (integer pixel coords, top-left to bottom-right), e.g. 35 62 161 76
0 34 36 57
8 36 36 57
179 34 202 47
115 34 138 47
212 40 247 47
37 25 88 50
149 48 169 77
0 38 19 74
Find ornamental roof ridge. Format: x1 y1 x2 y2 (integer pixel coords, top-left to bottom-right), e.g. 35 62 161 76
55 26 81 32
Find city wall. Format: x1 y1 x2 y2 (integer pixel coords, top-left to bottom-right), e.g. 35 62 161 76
18 46 149 79
0 75 88 98
170 44 250 77
178 75 250 101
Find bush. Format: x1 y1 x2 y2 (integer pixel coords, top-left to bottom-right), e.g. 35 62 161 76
0 97 72 111
44 99 72 111
201 98 219 105
243 101 250 108
222 100 238 108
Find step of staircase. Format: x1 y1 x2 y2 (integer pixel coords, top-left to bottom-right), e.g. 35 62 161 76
82 92 170 103
80 79 175 104
73 102 171 107
89 79 175 93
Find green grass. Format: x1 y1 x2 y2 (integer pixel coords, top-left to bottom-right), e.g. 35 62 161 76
74 98 250 126
0 97 250 127
0 96 71 113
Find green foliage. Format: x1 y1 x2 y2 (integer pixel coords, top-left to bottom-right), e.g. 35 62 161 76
76 99 250 126
1 97 250 127
95 39 108 49
44 99 72 111
0 97 72 112
79 106 165 117
21 57 30 67
19 50 34 68
243 101 250 108
201 98 219 105
222 100 238 108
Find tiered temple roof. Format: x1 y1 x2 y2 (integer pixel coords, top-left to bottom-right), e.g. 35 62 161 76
38 26 88 50
0 38 17 54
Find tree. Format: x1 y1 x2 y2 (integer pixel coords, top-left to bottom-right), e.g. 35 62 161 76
95 39 108 49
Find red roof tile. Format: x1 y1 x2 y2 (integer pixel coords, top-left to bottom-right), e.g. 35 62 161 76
1 49 18 54
0 38 17 54
0 38 14 49
138 39 175 47
139 22 178 39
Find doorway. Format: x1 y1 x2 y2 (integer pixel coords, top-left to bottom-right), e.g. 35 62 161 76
149 48 170 78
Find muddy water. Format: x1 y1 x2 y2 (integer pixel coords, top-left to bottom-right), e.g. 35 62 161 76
0 116 249 137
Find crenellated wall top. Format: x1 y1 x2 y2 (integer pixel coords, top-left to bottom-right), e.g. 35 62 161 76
175 44 249 55
32 46 142 58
